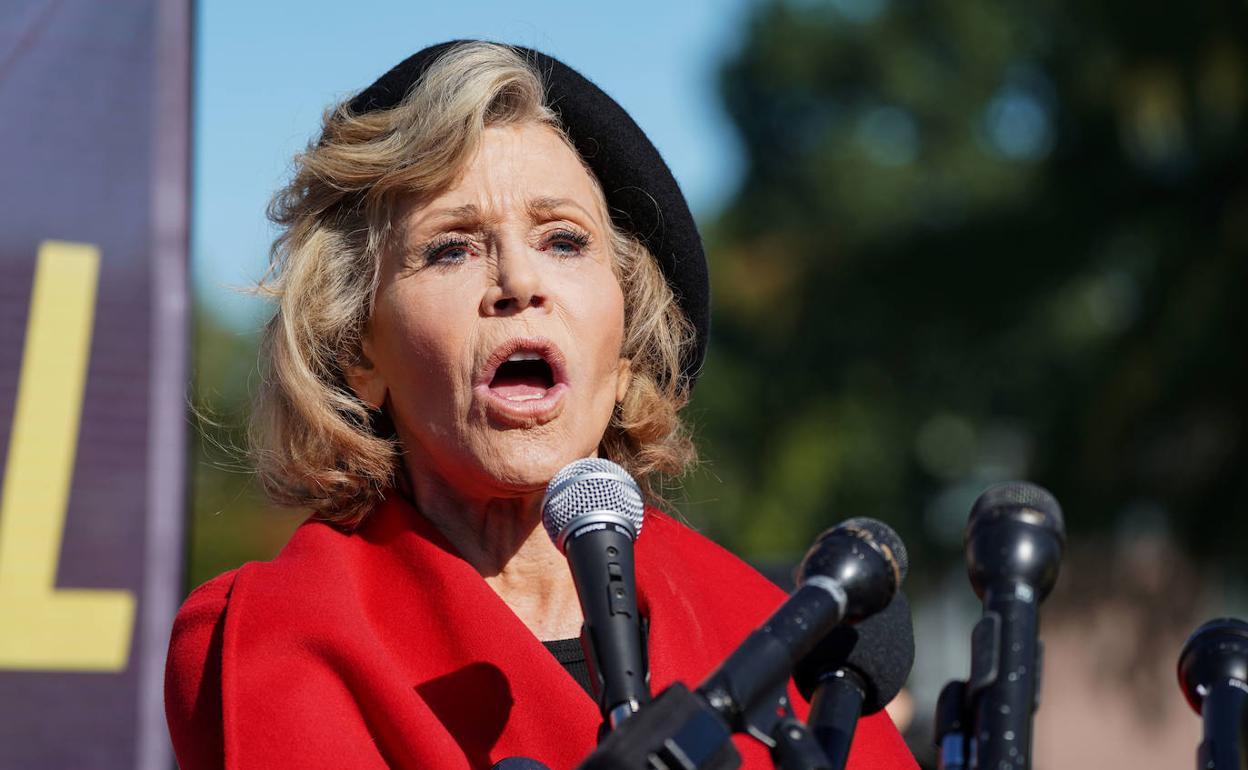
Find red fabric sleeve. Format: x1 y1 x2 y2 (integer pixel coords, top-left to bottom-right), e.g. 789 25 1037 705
164 570 237 770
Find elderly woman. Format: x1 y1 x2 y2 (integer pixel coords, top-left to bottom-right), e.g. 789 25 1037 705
165 41 914 769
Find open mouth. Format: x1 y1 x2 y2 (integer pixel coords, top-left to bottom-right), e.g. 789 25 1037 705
475 338 570 421
489 351 556 402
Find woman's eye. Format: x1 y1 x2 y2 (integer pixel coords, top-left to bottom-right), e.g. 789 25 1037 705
545 229 590 257
422 238 473 265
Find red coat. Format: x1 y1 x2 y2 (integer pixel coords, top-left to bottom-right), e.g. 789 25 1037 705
165 494 916 769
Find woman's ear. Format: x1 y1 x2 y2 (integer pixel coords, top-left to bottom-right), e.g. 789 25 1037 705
345 338 388 410
615 357 632 404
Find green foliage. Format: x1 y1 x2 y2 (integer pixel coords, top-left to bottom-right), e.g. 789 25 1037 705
685 0 1248 579
188 308 300 589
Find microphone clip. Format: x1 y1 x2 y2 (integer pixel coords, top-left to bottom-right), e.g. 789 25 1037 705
578 680 830 770
704 679 832 770
577 682 739 770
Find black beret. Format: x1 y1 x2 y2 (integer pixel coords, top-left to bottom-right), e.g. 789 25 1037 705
348 40 709 392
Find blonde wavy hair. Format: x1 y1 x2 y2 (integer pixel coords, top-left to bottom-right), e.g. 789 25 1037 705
252 41 697 527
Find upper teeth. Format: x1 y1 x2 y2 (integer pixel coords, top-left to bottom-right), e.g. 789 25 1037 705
507 351 543 362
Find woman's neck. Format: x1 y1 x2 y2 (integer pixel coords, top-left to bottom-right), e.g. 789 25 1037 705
401 467 584 642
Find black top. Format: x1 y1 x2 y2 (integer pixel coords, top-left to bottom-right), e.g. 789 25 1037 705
542 638 595 698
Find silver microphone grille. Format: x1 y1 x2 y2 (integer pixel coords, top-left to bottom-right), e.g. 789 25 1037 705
541 458 645 547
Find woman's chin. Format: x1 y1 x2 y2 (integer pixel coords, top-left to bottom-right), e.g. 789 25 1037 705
400 401 613 503
482 445 592 492
428 430 600 502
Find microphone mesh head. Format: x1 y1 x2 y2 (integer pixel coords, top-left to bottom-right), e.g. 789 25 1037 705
541 458 645 545
968 481 1065 542
839 517 910 583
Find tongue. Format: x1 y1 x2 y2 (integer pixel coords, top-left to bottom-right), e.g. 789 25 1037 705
489 373 550 401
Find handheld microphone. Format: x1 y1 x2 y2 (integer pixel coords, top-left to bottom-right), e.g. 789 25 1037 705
1177 617 1248 770
963 482 1064 770
543 458 649 732
699 518 908 735
794 591 915 770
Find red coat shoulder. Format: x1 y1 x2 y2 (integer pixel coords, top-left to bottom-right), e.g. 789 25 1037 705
164 569 238 770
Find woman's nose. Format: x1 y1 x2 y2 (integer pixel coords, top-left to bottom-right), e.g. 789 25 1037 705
481 239 547 315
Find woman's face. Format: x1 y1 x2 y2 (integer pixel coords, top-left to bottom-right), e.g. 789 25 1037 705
350 122 630 502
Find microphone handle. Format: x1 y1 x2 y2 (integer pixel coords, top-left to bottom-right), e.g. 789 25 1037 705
1197 680 1248 770
968 582 1042 770
808 670 866 770
700 580 847 728
565 524 649 729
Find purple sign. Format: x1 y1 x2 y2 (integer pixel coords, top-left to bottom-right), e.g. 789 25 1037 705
0 0 190 767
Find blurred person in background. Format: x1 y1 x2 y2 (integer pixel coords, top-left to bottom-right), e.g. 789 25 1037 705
164 40 915 769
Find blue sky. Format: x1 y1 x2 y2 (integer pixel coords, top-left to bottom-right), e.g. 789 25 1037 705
194 0 757 326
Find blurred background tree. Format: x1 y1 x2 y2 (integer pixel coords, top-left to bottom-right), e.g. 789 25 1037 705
681 0 1248 587
188 310 302 587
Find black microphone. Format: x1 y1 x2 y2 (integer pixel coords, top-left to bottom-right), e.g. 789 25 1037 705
699 518 908 734
577 518 908 770
543 458 649 732
794 590 915 770
963 482 1064 770
1177 617 1248 770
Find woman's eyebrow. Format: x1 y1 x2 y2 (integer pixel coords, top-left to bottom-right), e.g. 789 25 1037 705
415 198 595 229
527 196 597 224
418 203 488 229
